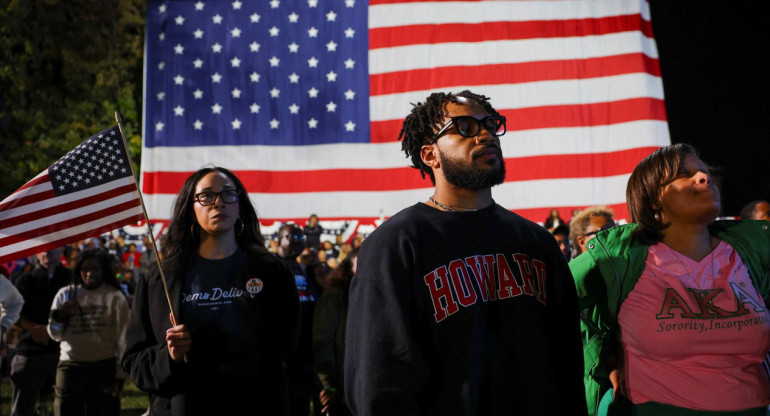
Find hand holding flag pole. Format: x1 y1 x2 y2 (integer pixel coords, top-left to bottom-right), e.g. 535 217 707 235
114 112 188 363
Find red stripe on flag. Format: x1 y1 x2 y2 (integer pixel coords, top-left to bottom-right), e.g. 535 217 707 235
0 213 145 264
370 54 661 96
0 199 144 247
0 188 57 212
370 15 652 49
0 184 141 229
142 147 658 194
371 97 667 143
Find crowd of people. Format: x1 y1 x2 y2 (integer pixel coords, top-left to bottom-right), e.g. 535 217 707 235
0 209 365 416
2 89 770 416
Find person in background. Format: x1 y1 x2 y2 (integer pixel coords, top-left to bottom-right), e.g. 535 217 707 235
321 241 338 265
122 166 300 415
11 248 72 416
113 237 126 260
122 244 141 270
138 235 158 278
739 200 770 221
572 144 770 415
336 242 352 264
313 249 358 416
568 206 616 258
350 235 364 251
277 224 320 416
1 270 24 364
307 262 333 294
552 224 572 261
304 214 323 250
47 249 129 416
543 208 564 231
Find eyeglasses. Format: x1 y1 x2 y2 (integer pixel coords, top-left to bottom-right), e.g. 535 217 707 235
194 190 240 206
280 233 305 241
583 224 615 238
430 115 506 144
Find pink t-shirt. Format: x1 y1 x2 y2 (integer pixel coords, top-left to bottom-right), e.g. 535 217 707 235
617 241 770 411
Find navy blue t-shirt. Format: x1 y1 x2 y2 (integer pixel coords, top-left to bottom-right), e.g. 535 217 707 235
181 250 258 376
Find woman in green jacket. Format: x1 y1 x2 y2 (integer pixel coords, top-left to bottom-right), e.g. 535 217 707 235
571 144 770 416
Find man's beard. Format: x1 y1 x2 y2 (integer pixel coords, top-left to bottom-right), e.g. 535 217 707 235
438 147 506 191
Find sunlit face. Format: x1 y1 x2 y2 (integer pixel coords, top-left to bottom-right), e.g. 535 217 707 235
659 154 720 226
193 172 240 237
430 99 506 190
577 215 615 254
80 258 103 290
752 202 770 220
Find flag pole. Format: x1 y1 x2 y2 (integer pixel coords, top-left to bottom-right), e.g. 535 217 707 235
114 112 182 331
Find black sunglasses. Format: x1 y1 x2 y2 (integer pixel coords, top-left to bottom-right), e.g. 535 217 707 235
430 115 506 144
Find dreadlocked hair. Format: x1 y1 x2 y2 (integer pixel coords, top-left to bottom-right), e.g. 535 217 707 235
397 90 499 184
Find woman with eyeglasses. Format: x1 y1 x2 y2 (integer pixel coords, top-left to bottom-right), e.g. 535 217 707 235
122 167 300 416
571 144 770 416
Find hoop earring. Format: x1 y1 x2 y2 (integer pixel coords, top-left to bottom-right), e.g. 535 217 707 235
236 218 245 236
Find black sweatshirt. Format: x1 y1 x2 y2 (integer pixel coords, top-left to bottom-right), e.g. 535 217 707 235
344 203 587 416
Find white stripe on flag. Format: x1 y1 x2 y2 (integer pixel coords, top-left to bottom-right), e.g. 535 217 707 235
370 74 665 121
0 206 145 258
369 0 648 28
0 176 139 222
369 33 658 75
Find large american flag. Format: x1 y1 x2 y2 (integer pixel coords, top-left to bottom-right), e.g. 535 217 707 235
0 126 145 263
141 0 669 229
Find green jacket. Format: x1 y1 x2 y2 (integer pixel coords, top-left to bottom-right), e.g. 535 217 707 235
569 220 770 416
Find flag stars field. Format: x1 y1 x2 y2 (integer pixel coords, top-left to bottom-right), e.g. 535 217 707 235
146 0 369 145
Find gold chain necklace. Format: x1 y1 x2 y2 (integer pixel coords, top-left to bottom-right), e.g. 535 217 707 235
428 196 479 212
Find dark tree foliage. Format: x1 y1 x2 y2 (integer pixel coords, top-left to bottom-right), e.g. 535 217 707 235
0 0 146 198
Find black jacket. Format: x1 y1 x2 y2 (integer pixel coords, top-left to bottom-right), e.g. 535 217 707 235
14 265 72 356
312 283 350 401
121 248 300 416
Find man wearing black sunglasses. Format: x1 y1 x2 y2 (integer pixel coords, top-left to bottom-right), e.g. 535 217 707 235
345 91 587 415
